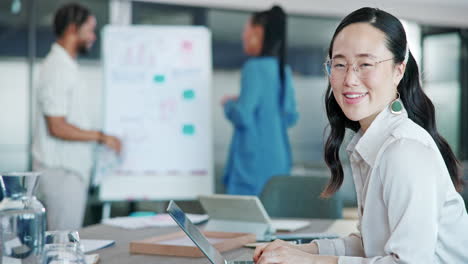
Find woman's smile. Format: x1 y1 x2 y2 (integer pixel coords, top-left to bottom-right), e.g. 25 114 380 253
343 91 369 104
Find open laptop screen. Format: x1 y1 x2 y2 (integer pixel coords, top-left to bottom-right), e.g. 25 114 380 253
167 200 226 264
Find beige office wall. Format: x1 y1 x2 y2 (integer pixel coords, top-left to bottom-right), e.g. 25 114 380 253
136 0 468 28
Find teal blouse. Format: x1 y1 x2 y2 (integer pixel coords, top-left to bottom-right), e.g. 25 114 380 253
223 57 299 195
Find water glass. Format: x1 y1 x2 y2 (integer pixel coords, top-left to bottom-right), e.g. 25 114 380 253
44 230 82 251
41 243 85 264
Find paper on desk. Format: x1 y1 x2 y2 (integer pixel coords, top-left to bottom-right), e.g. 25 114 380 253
324 219 358 237
82 239 115 253
244 241 296 249
102 213 209 229
276 232 339 240
271 219 310 232
85 254 99 264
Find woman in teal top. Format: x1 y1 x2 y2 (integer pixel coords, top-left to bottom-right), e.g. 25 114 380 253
222 6 299 195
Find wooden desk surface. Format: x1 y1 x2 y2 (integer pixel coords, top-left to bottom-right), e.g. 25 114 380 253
80 219 358 264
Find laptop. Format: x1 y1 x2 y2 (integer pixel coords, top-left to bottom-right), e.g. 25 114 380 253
167 200 254 264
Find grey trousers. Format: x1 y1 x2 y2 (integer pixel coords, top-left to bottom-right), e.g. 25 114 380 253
33 160 88 230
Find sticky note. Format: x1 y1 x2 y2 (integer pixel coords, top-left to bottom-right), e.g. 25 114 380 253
182 124 195 135
183 90 195 99
153 75 165 83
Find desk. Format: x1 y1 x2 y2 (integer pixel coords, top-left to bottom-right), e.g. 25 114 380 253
80 219 358 264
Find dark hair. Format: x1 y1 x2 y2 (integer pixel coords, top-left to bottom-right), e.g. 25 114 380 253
251 5 287 108
322 7 463 197
53 3 92 37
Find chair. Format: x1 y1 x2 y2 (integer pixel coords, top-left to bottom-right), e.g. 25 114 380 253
259 175 343 219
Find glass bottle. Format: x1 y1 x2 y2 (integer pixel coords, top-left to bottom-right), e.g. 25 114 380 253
0 172 46 264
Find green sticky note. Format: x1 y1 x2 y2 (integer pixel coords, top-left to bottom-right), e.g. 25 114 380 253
154 75 165 83
129 211 157 217
182 124 195 135
183 90 195 99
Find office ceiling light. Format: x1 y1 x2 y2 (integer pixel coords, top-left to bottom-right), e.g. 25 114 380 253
11 0 21 14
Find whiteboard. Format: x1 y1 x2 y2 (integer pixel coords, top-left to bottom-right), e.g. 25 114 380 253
96 25 213 201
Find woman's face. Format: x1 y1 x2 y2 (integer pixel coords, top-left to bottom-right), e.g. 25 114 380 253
242 19 263 56
330 22 405 130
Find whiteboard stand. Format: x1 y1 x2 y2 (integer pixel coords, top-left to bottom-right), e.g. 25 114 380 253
102 202 112 220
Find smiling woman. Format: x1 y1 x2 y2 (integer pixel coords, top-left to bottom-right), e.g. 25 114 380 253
322 8 463 197
253 6 468 264
318 6 468 264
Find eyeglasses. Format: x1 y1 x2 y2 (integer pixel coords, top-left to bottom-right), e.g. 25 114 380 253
324 57 394 80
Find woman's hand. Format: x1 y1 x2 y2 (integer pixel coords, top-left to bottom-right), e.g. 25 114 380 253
253 240 297 262
220 95 238 105
253 239 337 264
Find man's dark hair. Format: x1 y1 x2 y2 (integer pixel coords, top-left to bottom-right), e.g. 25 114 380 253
53 3 92 37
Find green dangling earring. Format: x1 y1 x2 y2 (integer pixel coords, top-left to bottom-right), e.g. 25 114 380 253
390 92 402 115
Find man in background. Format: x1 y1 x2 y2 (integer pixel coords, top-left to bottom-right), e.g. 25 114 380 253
32 3 121 230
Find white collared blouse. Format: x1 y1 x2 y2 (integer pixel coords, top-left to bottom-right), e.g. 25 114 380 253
315 104 468 264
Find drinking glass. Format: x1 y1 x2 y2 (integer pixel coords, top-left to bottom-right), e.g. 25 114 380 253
41 243 85 264
44 230 83 252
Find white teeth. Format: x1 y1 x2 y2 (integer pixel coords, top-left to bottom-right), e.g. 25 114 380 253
345 93 367 99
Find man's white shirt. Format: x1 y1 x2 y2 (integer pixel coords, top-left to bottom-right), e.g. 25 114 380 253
32 43 94 181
